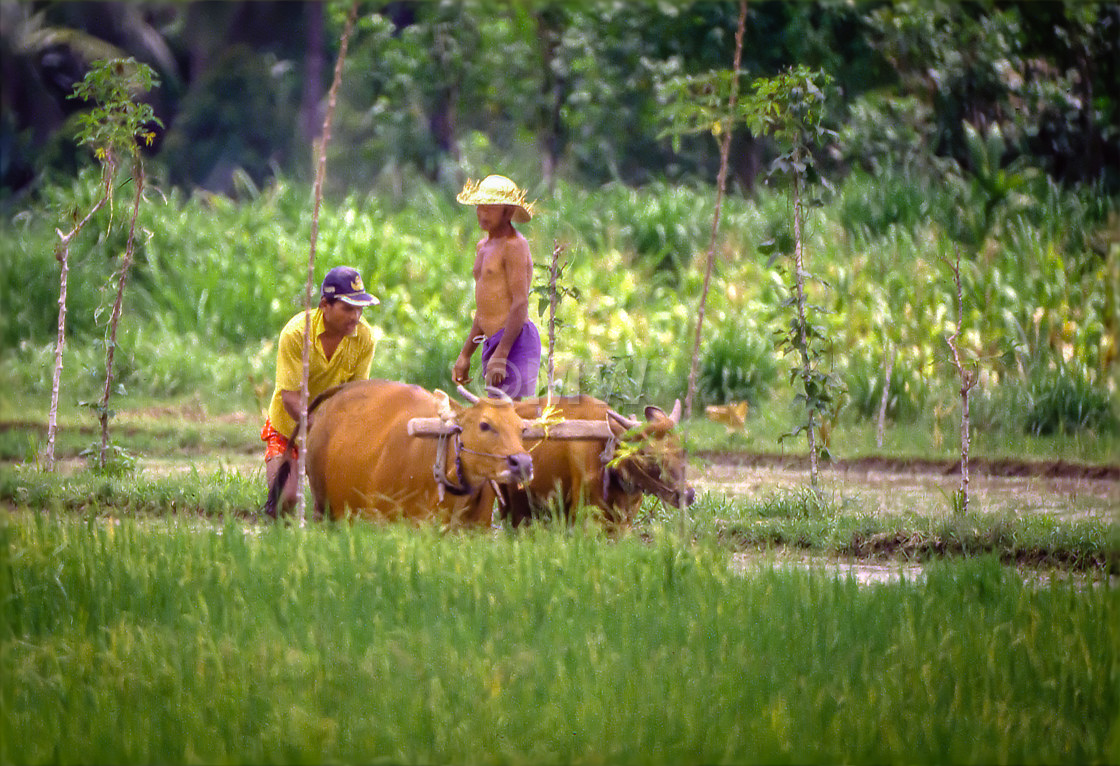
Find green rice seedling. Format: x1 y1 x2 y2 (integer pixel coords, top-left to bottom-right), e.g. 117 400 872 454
0 464 261 518
3 513 1118 764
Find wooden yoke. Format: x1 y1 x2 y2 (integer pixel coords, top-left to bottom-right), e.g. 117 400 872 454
408 417 614 441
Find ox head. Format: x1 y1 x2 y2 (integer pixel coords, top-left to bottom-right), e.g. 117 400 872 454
607 400 695 508
438 386 534 487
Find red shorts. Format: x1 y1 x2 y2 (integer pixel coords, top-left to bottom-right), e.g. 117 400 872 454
260 420 298 461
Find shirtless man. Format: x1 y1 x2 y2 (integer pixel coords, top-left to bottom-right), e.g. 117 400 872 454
452 175 541 399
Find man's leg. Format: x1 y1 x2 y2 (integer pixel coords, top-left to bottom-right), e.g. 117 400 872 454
265 453 299 515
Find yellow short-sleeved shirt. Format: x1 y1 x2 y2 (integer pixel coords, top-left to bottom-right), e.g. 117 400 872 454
267 308 374 438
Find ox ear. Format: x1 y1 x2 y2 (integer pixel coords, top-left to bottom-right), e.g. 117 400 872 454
432 389 462 421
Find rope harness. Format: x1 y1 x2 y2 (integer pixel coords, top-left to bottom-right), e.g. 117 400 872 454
599 415 625 499
432 425 524 502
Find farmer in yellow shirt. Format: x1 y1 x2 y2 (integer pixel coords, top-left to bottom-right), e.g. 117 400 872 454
261 266 377 513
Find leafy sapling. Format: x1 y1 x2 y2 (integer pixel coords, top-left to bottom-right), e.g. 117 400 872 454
52 58 161 473
943 246 981 514
751 66 843 489
531 240 580 402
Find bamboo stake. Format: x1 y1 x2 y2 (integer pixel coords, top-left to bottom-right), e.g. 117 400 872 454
684 0 747 422
944 247 979 513
296 0 359 524
47 163 115 471
876 343 895 449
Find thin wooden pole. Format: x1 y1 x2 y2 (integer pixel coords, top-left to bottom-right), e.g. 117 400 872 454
47 163 115 471
684 0 747 422
296 0 360 523
98 160 144 468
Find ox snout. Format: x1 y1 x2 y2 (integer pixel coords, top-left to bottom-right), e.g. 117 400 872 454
507 452 534 483
683 486 696 506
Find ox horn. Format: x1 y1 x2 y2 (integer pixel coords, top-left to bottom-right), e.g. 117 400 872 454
456 384 480 404
484 386 514 403
669 399 681 425
607 409 640 431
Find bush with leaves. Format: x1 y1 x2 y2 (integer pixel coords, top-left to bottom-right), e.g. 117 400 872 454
698 331 777 408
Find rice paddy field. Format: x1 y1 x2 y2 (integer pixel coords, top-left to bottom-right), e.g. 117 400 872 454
2 158 1117 764
2 402 1118 764
2 506 1118 766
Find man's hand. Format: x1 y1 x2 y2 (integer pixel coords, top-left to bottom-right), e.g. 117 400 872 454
485 355 508 387
452 353 472 385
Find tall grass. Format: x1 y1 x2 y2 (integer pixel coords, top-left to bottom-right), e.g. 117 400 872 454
3 512 1117 764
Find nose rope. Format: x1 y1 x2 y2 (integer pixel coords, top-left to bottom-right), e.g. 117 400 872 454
433 431 529 501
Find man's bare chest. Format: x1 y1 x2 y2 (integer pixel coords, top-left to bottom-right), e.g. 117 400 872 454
473 246 506 281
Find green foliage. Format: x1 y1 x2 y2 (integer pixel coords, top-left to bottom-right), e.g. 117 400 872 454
845 352 928 424
68 57 161 165
78 441 137 477
3 171 1117 441
748 66 844 472
697 330 777 407
1024 367 1120 437
161 45 296 192
837 168 943 239
942 121 1037 249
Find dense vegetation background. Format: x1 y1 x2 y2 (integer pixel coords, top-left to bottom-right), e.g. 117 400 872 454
1 0 1117 449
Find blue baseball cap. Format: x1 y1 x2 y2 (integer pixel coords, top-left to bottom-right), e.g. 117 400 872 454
321 266 378 306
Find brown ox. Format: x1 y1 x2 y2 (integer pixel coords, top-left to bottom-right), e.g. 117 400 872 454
265 379 532 525
502 395 695 528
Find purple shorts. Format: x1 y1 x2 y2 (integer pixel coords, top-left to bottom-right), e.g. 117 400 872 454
480 321 541 399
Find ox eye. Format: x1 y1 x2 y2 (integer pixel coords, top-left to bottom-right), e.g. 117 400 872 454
479 421 493 432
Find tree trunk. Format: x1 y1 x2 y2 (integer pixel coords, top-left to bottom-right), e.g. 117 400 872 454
47 166 113 471
791 162 818 486
98 161 143 469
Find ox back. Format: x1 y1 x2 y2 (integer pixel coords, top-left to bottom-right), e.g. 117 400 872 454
305 379 531 524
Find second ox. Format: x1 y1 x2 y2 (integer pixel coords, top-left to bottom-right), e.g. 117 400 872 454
501 395 695 528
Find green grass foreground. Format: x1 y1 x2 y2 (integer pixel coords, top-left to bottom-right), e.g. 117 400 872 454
3 511 1118 765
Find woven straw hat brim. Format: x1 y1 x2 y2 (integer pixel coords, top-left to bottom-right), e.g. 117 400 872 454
457 176 535 222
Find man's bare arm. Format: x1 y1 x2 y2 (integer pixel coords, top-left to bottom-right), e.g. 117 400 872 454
453 316 484 384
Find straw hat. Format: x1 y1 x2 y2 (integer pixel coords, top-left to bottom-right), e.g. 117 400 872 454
456 175 535 222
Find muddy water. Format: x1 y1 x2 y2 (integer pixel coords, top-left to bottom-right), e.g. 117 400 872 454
693 462 1119 523
696 461 1118 586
